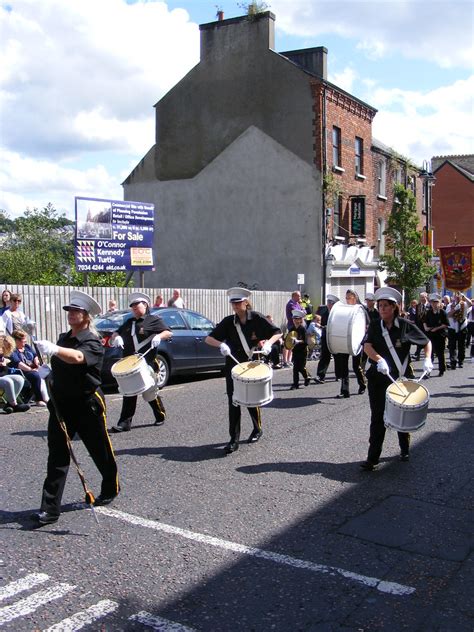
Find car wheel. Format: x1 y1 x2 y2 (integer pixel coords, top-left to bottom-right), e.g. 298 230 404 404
154 353 170 388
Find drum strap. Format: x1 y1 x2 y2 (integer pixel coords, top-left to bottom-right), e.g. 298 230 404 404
234 321 256 360
131 321 155 353
381 319 409 377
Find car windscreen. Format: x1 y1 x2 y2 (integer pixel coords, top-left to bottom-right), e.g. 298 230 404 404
158 310 188 330
94 311 131 330
182 311 214 331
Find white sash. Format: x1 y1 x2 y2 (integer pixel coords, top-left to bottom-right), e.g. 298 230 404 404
380 318 409 377
131 320 155 353
234 319 256 360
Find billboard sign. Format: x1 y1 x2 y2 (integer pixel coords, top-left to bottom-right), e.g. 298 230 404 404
75 196 154 272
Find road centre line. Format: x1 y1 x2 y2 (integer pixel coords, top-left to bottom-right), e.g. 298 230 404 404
0 583 75 625
97 508 415 596
44 599 118 632
129 611 196 631
0 573 49 601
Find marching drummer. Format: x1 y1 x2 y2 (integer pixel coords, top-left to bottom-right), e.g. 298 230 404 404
205 287 282 454
110 293 172 433
288 309 311 389
360 287 432 471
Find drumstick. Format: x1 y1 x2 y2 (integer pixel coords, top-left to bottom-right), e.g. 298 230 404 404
229 353 245 367
417 371 427 383
387 373 407 396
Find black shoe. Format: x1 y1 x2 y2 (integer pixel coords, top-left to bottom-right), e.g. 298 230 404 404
336 392 350 399
110 422 131 433
3 405 14 414
458 364 463 368
439 371 445 377
34 511 59 525
94 494 118 506
290 385 299 390
314 377 325 384
360 461 377 471
224 441 239 454
248 429 262 444
358 386 366 395
304 378 310 386
13 404 30 413
400 453 410 462
154 418 165 426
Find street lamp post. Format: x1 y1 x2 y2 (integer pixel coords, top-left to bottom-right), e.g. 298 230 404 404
419 159 436 291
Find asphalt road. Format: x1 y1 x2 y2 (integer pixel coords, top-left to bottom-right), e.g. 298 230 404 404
1 358 473 631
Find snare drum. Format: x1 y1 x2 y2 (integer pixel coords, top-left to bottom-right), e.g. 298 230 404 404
231 361 273 408
384 380 429 432
327 302 367 356
111 354 155 396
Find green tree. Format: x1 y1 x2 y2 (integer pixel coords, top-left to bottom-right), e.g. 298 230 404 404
0 204 127 287
379 184 436 305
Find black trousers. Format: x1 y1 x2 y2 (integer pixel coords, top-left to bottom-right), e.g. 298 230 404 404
366 374 410 464
334 352 366 391
225 372 261 443
316 333 331 379
448 328 467 368
428 333 447 373
118 393 166 427
41 391 119 516
292 349 310 386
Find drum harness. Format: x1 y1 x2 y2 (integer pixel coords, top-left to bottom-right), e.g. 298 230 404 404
234 320 259 363
131 320 159 395
380 319 411 397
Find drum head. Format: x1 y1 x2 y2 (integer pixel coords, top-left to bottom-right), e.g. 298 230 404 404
232 361 272 381
112 355 141 375
387 381 429 406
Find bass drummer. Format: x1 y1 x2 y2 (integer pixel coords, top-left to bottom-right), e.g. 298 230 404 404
205 287 282 455
110 293 172 433
360 287 432 471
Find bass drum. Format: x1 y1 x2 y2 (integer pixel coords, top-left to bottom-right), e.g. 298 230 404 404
327 302 367 356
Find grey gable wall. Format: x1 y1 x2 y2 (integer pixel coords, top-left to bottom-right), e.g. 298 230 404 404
154 13 315 180
124 12 323 300
125 126 321 295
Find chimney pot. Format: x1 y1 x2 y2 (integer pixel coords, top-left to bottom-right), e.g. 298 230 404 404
217 10 224 21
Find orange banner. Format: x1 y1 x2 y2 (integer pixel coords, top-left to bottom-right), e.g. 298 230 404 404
438 245 474 291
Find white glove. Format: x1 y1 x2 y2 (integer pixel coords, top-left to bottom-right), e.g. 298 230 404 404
261 341 272 356
219 342 231 357
377 358 390 375
38 364 52 379
35 340 59 356
112 335 124 348
423 358 434 374
151 335 161 348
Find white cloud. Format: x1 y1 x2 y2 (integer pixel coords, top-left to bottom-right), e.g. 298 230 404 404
271 0 473 69
0 0 200 160
368 76 474 162
0 149 123 219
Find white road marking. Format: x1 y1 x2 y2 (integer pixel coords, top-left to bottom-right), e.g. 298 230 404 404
97 508 415 596
129 610 196 631
43 599 118 631
0 573 49 601
0 583 75 624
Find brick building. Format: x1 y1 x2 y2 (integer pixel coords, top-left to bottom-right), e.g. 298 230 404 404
431 155 474 250
124 11 423 302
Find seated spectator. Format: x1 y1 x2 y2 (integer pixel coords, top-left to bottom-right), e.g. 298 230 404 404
106 299 118 313
168 289 185 308
0 334 30 413
0 289 11 315
2 293 27 334
10 330 48 406
306 314 322 359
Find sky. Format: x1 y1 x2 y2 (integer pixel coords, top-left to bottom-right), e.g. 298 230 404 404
0 0 473 220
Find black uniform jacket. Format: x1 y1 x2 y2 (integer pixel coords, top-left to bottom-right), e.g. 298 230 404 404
51 329 103 401
365 317 428 379
288 324 307 356
210 311 281 367
118 313 170 357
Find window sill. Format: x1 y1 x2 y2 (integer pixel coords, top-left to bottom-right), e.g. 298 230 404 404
377 194 387 201
355 173 366 180
332 165 345 174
